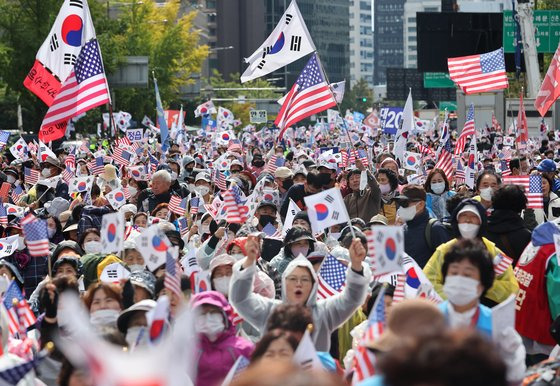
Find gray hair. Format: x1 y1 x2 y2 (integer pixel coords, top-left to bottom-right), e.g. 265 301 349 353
152 170 172 184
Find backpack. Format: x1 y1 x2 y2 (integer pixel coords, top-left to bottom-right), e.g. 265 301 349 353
424 218 452 251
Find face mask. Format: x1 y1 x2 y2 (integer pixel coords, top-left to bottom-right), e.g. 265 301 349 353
195 186 210 196
17 236 25 251
329 232 341 241
47 227 57 239
253 160 265 167
213 276 231 296
128 264 144 272
84 240 102 254
230 253 244 261
185 168 194 175
170 172 178 181
458 223 480 239
431 182 446 195
259 215 276 228
379 183 391 194
397 204 417 222
200 224 210 235
282 179 294 191
128 186 137 197
126 326 148 349
443 275 481 306
6 175 15 184
90 309 119 327
41 168 51 178
479 187 494 202
291 245 309 257
195 312 225 342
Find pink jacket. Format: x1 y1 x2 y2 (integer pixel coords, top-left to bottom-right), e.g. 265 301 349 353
191 291 254 386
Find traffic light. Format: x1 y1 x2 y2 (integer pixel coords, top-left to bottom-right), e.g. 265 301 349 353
362 97 368 103
356 96 368 103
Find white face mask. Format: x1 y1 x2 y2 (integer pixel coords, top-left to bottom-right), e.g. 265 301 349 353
84 240 102 254
479 187 494 202
397 204 417 222
128 264 144 272
200 224 210 235
17 236 25 251
379 183 392 194
291 246 309 257
41 168 52 178
126 326 148 348
230 253 245 261
195 312 225 342
213 276 231 296
329 232 341 241
47 227 57 239
458 223 479 239
90 309 119 327
170 171 178 181
431 182 446 195
128 186 137 197
195 185 210 196
6 175 15 184
443 275 481 306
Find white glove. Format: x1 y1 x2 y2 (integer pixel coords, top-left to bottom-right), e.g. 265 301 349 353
496 327 526 383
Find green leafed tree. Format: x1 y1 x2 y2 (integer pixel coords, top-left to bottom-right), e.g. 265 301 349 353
340 78 373 114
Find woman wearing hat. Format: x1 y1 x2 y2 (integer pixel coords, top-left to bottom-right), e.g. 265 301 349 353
268 227 316 276
423 199 519 307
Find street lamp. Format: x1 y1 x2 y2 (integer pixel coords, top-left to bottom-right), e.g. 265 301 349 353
209 46 234 52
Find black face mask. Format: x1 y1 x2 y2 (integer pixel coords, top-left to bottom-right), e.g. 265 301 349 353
253 160 265 167
185 168 194 174
259 215 276 228
319 173 333 184
282 179 294 191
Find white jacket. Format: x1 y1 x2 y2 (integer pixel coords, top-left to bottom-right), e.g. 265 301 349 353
532 191 560 225
229 255 371 351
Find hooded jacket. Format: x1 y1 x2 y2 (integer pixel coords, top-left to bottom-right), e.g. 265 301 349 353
191 291 254 386
423 199 519 306
229 255 371 352
485 209 531 265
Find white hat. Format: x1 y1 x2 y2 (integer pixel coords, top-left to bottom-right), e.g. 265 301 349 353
456 205 481 221
274 167 293 179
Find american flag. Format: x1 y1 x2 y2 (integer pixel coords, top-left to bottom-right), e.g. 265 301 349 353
164 251 182 297
122 186 131 200
0 204 7 226
112 148 132 167
493 253 513 276
227 139 243 153
339 149 348 167
149 153 159 173
168 195 187 216
62 166 75 184
2 281 36 336
64 152 76 171
454 104 476 155
10 185 24 205
266 155 285 174
20 214 50 257
447 47 509 94
357 149 369 167
41 39 110 129
222 184 247 224
91 156 105 175
190 196 200 215
177 217 189 237
417 144 435 159
503 175 544 209
352 345 377 384
274 53 337 139
434 138 453 180
262 223 282 240
455 160 466 185
23 168 39 185
212 169 227 191
500 160 512 177
0 349 48 384
115 136 131 147
391 273 406 304
317 255 347 300
0 131 10 149
362 286 386 346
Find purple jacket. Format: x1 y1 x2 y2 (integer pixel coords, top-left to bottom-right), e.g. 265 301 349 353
191 291 254 386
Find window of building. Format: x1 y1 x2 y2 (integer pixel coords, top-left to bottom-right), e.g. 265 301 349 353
206 0 216 9
360 1 370 10
408 26 415 32
408 36 416 41
408 17 415 23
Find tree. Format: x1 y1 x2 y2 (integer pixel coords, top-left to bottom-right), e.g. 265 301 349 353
207 70 283 126
340 78 373 114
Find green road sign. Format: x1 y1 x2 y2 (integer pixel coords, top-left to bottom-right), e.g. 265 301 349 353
439 101 457 111
504 10 560 53
424 72 455 88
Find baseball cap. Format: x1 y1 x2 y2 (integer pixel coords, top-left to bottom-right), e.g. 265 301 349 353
537 159 557 173
456 204 481 222
395 184 427 203
195 172 211 183
117 299 157 333
274 167 293 179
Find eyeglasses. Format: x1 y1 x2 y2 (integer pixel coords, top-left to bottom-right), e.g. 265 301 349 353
286 276 312 285
398 199 420 208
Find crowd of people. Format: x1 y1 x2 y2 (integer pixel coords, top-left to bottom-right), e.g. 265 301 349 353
0 122 559 386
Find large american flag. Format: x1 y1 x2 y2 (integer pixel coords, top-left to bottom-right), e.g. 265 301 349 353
265 155 285 174
503 175 544 209
41 39 110 128
274 53 337 139
317 255 347 300
454 104 475 155
24 168 39 186
2 281 36 336
223 184 248 224
448 48 508 94
168 195 187 216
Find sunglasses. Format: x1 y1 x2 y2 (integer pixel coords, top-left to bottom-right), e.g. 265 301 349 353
398 199 421 208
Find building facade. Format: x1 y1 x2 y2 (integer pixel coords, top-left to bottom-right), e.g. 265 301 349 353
373 0 405 85
349 0 374 88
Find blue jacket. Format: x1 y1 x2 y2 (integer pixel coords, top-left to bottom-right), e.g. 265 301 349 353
438 300 492 337
404 210 450 268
